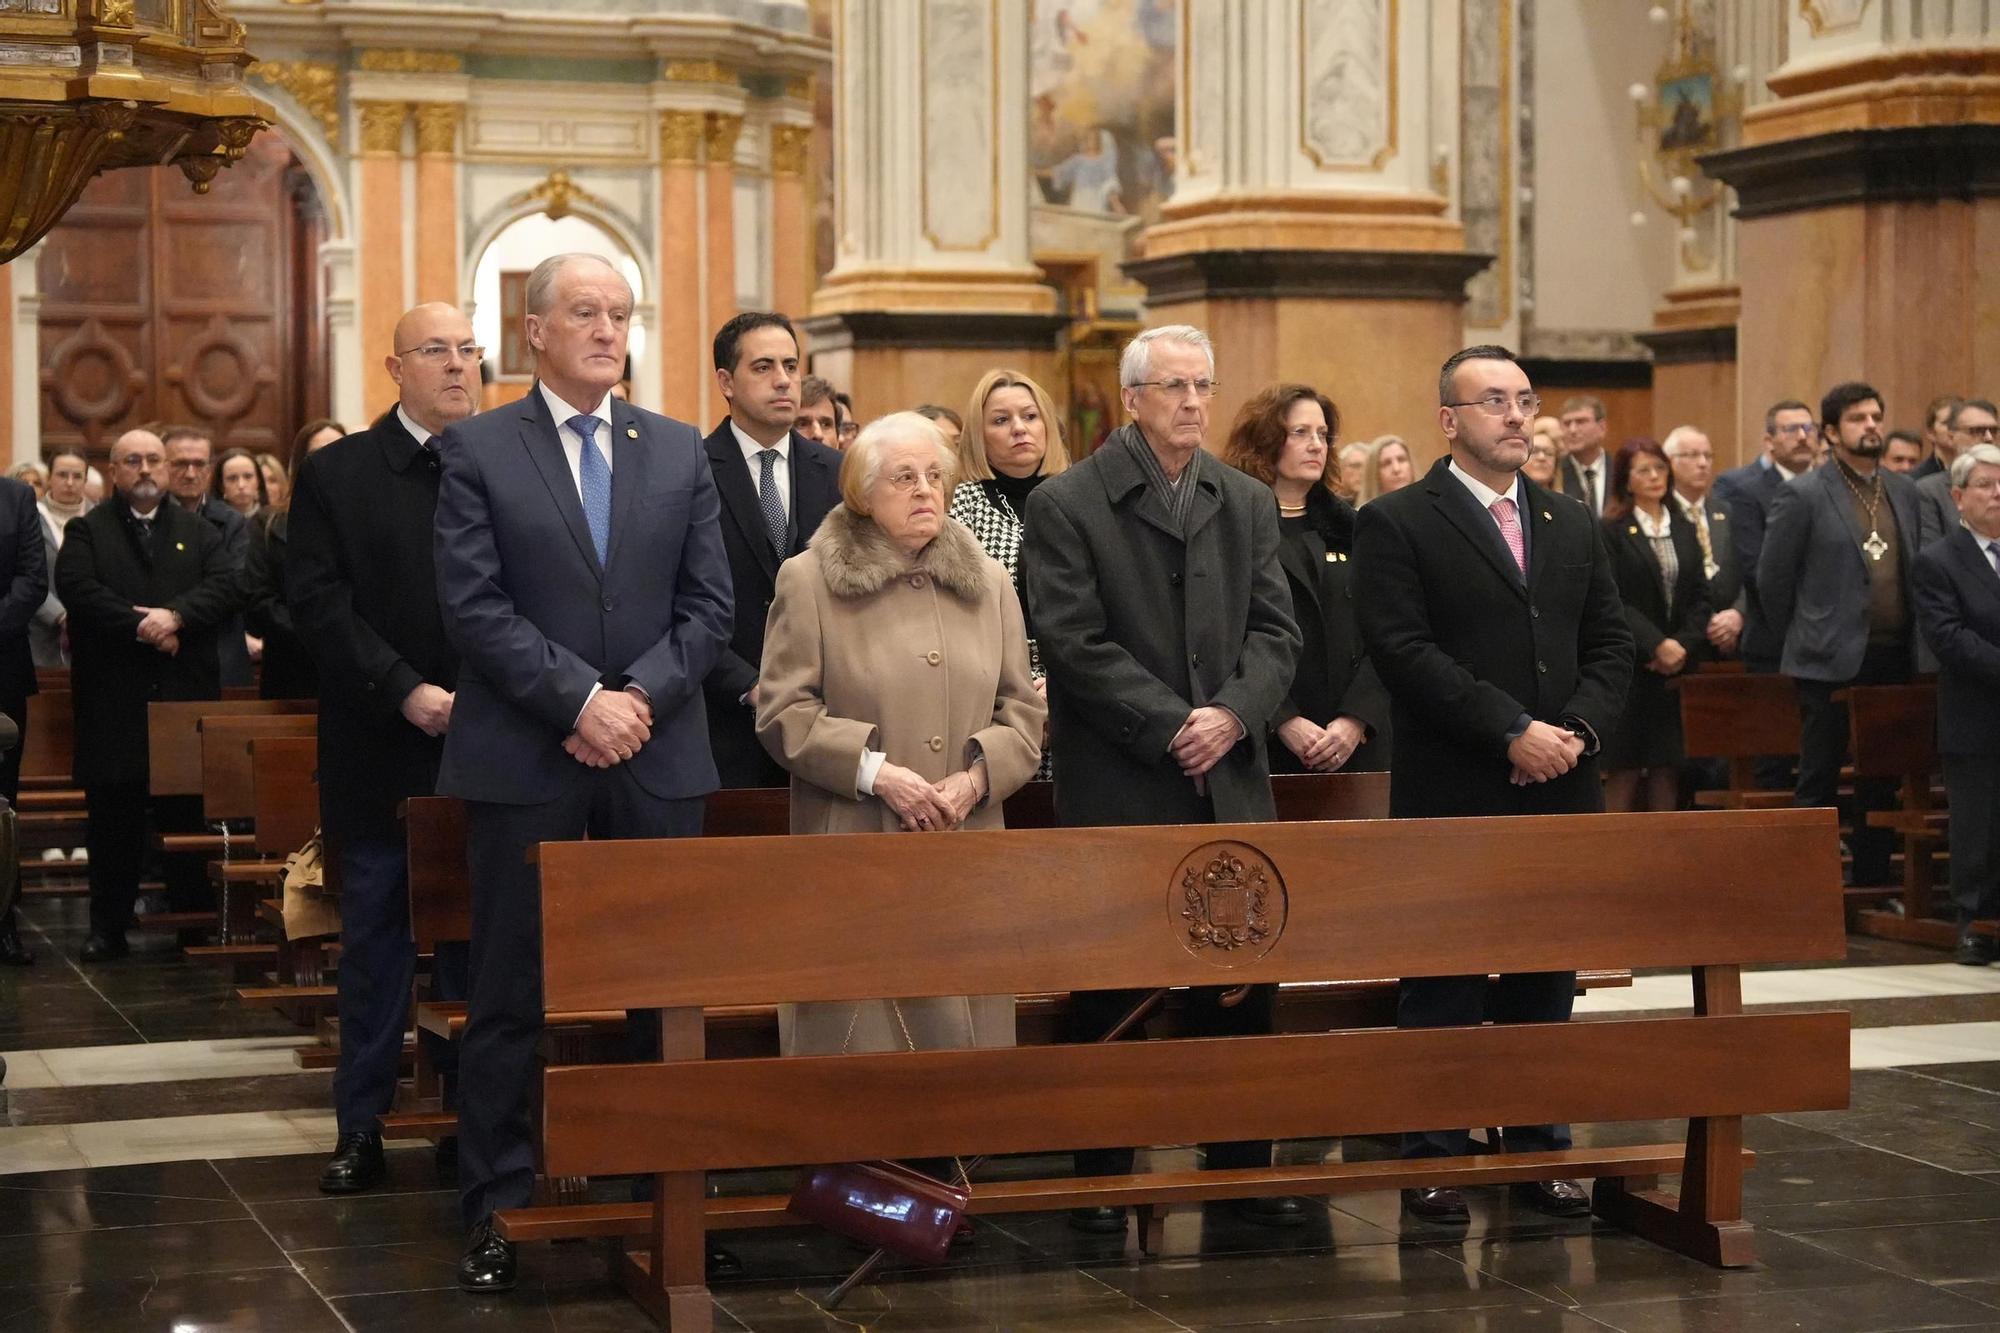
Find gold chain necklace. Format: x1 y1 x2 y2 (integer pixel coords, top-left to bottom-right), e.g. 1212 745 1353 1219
1834 461 1890 562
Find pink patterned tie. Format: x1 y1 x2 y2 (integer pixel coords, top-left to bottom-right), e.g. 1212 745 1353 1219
1490 497 1526 577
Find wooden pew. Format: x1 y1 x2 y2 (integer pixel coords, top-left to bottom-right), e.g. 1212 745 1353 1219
16 689 85 882
232 735 338 1022
515 807 1847 1327
1676 670 1800 810
1843 684 1951 949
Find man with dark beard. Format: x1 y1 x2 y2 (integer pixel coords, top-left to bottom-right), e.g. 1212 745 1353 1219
1759 382 1919 888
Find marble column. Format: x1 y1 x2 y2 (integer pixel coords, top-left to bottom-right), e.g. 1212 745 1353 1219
1703 2 1999 454
412 103 464 308
805 0 1064 420
769 120 813 327
354 100 408 412
656 109 706 422
705 111 743 349
1126 0 1489 454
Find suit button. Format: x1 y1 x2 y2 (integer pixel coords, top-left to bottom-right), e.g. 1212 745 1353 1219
1530 606 1540 619
925 651 941 666
909 574 926 589
602 598 614 611
927 735 944 752
1169 573 1183 586
1191 653 1202 669
1537 661 1548 674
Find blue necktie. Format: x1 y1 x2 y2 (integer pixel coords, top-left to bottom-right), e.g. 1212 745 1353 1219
757 448 788 556
569 414 610 565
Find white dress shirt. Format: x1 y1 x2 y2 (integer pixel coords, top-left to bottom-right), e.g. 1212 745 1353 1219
731 419 791 515
538 382 616 496
396 403 434 449
1447 458 1524 520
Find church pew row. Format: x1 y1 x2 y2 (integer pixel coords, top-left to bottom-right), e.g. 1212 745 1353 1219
1843 683 1952 949
505 807 1847 1328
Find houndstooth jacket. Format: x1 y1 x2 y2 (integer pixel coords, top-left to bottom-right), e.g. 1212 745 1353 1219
950 479 1051 778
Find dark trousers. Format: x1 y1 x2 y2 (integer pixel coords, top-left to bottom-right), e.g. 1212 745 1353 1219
1398 971 1577 1159
84 781 150 939
456 767 704 1230
1069 983 1279 1177
1795 643 1907 887
332 831 467 1137
1945 752 2000 923
0 692 23 935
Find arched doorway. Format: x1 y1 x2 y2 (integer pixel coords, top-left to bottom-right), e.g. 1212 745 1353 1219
468 211 650 410
35 129 330 462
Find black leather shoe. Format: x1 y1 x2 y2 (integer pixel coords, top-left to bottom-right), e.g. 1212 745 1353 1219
1513 1179 1591 1217
1957 924 1997 967
78 932 127 963
1066 1205 1127 1235
1233 1196 1309 1228
318 1132 386 1194
1401 1187 1469 1225
706 1243 743 1277
0 922 32 966
458 1219 516 1294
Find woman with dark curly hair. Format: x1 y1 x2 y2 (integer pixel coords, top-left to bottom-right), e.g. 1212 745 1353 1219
1223 384 1390 773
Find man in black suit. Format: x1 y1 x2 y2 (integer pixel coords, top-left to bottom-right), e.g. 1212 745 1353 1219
1556 394 1611 516
1911 444 2000 964
1759 382 1918 889
288 302 479 1196
161 426 251 687
1911 395 1963 481
1354 344 1633 1227
0 476 48 966
55 429 239 962
435 254 732 1293
701 312 842 788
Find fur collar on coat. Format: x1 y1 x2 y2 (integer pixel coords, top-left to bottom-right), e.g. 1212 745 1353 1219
810 504 988 600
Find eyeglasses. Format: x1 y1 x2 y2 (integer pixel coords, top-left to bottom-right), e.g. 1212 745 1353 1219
883 466 945 494
1447 392 1542 417
167 458 208 472
838 422 859 441
1285 426 1331 445
395 342 485 363
115 454 165 471
1960 475 2000 493
1961 424 2000 441
1132 378 1218 399
1773 423 1815 437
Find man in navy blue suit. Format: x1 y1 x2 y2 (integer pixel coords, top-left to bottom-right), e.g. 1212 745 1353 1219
1712 399 1818 674
434 253 732 1294
1911 443 2000 965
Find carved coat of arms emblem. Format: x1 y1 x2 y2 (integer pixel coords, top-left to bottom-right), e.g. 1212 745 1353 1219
1171 841 1286 964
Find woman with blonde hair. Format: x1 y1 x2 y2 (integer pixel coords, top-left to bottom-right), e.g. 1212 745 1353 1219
1355 433 1416 506
1333 440 1369 502
758 411 1044 1057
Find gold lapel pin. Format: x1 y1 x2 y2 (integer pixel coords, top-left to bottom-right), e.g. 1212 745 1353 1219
1325 551 1337 562
626 427 638 439
1541 510 1552 521
175 542 185 551
1628 525 1639 535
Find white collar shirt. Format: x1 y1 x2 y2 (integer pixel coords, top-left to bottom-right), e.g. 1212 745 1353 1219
538 382 616 497
730 418 790 514
396 403 434 449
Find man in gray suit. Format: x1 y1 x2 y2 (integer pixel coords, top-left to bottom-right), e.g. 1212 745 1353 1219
1023 323 1300 1233
1914 400 1996 672
434 253 733 1294
1760 381 1918 888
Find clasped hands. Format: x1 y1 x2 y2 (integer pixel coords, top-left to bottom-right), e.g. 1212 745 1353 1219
1276 714 1367 773
563 687 653 768
1171 706 1242 794
1507 719 1585 787
875 761 988 833
133 605 181 657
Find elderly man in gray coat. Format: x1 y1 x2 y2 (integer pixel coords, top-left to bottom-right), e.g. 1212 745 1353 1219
1023 323 1302 1236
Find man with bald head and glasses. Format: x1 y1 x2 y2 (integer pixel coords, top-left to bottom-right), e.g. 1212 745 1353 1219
287 302 481 1198
56 428 241 962
1353 344 1632 1228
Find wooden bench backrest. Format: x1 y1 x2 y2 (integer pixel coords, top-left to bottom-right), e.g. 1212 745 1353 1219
148 699 314 797
250 736 319 856
1844 683 1936 779
1676 672 1801 759
22 690 73 781
406 795 471 950
536 809 1846 1176
197 715 318 821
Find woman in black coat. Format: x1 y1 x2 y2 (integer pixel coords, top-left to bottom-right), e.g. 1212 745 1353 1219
1600 437 1709 811
1223 384 1390 774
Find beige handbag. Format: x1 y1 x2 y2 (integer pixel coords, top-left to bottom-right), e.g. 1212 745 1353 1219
279 829 340 941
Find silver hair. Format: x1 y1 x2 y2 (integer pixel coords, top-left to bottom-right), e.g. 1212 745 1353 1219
524 253 630 317
842 411 959 512
1660 425 1710 458
1118 324 1216 389
1951 443 2000 488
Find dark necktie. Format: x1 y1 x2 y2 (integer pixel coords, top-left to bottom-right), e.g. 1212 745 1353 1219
756 448 788 556
1988 541 2000 578
569 414 610 564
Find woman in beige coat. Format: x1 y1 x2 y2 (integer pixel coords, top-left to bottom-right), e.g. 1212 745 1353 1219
757 412 1046 1057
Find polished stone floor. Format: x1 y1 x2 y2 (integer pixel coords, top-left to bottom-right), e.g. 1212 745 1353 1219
7 893 2000 1331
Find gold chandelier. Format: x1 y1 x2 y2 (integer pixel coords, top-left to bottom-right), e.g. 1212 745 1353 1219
0 0 272 264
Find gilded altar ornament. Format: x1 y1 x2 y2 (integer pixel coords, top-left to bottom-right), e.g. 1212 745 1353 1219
509 170 609 223
0 0 271 261
248 61 340 148
1171 842 1286 964
1625 0 1745 272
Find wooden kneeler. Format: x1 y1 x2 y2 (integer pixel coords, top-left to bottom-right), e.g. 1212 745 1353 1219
514 808 1849 1331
